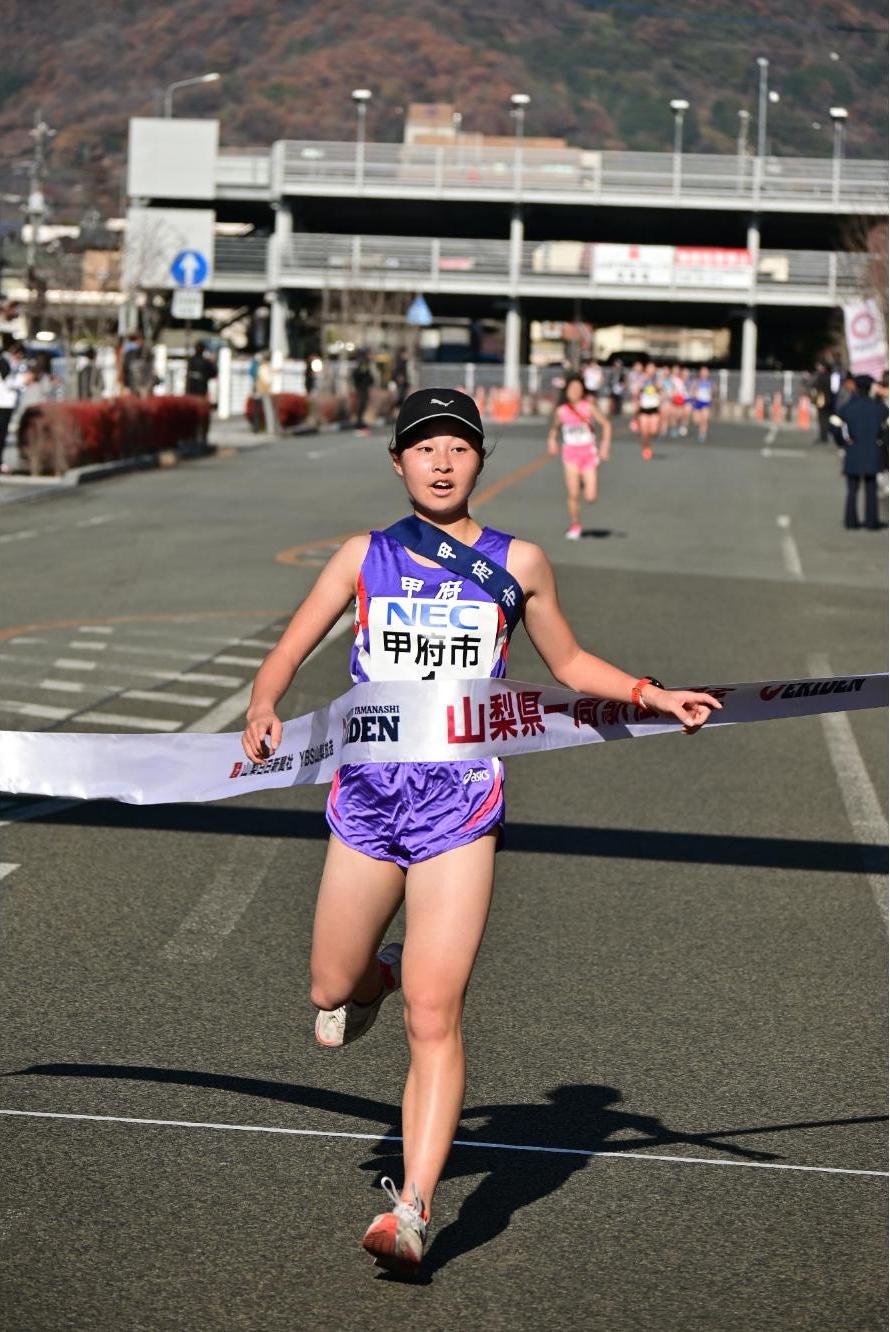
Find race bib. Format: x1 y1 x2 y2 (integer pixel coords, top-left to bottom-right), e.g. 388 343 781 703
561 422 595 447
367 596 499 680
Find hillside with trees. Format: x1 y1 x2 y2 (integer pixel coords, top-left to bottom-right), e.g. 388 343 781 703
2 0 887 219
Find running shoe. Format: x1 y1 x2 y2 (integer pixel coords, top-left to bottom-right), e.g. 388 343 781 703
361 1177 428 1277
565 524 582 540
315 942 403 1048
642 446 653 461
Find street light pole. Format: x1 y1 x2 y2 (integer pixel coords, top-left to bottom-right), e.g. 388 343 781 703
510 92 530 193
669 99 689 198
352 88 372 189
162 72 220 118
737 109 750 189
829 106 848 205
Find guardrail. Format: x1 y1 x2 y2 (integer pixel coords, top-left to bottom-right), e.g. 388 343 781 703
211 231 869 305
262 140 887 212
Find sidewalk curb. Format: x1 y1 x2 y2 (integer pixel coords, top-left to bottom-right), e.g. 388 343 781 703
0 441 216 499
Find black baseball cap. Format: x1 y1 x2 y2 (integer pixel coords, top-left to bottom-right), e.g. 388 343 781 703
394 388 484 441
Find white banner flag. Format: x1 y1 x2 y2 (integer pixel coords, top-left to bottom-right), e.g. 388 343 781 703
843 299 888 379
0 672 885 807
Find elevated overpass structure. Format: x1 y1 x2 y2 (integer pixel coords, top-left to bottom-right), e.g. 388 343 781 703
126 119 888 398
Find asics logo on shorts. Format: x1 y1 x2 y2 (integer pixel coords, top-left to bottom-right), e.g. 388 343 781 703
462 767 491 785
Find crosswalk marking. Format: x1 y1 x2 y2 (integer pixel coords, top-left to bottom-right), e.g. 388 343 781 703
78 626 114 635
0 864 20 882
237 639 277 650
53 658 97 671
120 689 215 709
66 641 109 652
77 711 182 732
37 680 87 693
0 699 73 721
0 530 37 545
8 637 46 646
214 654 265 668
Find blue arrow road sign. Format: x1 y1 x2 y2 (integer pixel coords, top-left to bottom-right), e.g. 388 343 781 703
170 249 209 288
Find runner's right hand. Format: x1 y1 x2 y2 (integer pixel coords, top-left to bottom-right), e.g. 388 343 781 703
242 710 283 762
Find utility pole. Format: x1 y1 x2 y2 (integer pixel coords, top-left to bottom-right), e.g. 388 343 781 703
25 108 55 335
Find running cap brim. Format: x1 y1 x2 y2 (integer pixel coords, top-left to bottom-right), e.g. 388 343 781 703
395 388 484 439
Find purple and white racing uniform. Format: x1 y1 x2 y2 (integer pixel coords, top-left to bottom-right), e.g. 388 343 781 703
326 525 515 866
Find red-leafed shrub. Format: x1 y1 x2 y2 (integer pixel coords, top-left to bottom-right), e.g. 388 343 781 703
244 392 309 429
19 396 210 476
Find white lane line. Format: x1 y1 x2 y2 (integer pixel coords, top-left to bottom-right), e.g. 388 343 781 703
37 680 87 693
9 637 46 646
0 1109 884 1179
214 654 265 668
187 613 352 735
237 639 277 650
0 699 73 721
78 625 114 635
120 689 215 709
160 839 280 962
776 514 804 580
74 515 117 528
0 530 38 545
52 657 97 671
120 627 267 646
66 641 108 652
808 651 889 926
76 711 181 732
0 864 20 882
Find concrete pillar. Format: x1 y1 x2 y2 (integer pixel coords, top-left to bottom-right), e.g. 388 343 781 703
216 344 232 420
268 201 292 369
739 309 758 406
269 295 289 373
505 207 524 391
504 301 522 391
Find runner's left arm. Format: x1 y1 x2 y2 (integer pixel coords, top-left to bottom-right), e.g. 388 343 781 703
511 540 721 732
589 402 612 458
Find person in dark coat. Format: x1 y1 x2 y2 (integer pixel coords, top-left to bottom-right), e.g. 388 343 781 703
811 360 834 443
832 375 889 531
185 341 217 398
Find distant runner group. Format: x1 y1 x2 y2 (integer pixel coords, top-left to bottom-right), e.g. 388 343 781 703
549 360 714 538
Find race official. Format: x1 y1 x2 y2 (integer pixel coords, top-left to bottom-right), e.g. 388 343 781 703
834 375 889 531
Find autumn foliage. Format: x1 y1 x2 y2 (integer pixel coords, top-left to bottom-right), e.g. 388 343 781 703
19 396 211 476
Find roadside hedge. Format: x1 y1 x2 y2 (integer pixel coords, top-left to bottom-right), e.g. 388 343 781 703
18 396 211 476
244 392 309 430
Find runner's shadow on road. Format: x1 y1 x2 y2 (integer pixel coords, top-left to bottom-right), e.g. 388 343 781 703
580 528 626 539
6 1065 884 1281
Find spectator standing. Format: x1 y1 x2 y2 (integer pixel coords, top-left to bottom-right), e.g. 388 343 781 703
76 346 102 400
608 359 626 418
811 360 833 443
0 341 25 474
122 332 154 398
833 375 888 531
252 353 275 433
185 340 217 399
352 351 375 434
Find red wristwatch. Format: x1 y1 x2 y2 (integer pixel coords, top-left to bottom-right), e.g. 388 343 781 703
631 676 664 707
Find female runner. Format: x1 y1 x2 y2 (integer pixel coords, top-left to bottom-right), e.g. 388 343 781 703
240 388 721 1278
547 373 612 539
691 367 713 443
637 361 661 460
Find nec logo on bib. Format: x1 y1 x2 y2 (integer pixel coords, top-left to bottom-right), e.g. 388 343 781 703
366 596 499 681
384 600 482 631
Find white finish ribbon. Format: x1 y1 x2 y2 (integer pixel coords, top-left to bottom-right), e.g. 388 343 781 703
0 672 885 807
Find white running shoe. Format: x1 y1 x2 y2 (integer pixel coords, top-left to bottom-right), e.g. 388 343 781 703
565 523 582 540
314 941 403 1048
361 1177 428 1277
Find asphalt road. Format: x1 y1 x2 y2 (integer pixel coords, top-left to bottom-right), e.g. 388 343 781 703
0 415 887 1332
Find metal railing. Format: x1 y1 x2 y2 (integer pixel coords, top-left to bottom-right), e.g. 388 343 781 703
217 232 868 304
263 140 887 211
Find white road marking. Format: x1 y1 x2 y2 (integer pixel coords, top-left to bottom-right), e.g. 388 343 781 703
9 637 46 646
53 659 97 671
78 625 114 635
160 838 280 962
121 689 215 709
808 652 889 926
764 423 778 446
104 644 214 662
66 641 109 652
776 514 804 580
214 654 265 668
187 613 353 735
76 711 182 732
761 447 806 459
0 864 20 882
0 1108 884 1179
74 515 116 528
0 530 38 544
37 680 87 693
237 639 277 650
0 699 72 721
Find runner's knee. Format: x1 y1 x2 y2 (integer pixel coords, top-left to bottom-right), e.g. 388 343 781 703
403 989 462 1044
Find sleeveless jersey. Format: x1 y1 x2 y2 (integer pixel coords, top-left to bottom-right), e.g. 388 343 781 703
693 378 712 405
639 378 661 410
351 527 513 683
555 400 597 448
